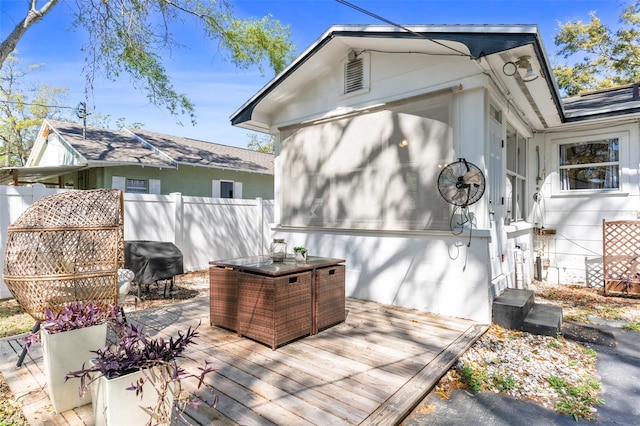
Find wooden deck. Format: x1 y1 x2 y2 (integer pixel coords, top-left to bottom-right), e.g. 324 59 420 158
0 297 486 425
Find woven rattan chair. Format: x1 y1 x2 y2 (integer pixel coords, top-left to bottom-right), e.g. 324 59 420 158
3 189 124 322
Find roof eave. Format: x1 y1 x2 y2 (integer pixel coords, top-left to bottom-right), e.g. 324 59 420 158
230 24 563 128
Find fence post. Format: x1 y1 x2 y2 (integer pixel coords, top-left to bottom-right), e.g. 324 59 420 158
31 183 47 203
171 192 183 249
256 197 263 255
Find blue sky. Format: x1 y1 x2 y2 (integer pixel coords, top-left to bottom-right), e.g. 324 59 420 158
0 0 627 148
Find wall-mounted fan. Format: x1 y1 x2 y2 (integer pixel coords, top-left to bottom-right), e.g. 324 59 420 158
437 158 486 208
437 158 486 246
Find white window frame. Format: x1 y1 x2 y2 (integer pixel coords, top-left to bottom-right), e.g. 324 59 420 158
212 179 243 199
126 178 148 194
506 124 527 222
551 130 629 196
113 176 159 194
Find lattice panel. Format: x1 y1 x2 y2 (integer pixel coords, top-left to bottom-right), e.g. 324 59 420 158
2 189 123 321
585 257 604 289
602 220 640 295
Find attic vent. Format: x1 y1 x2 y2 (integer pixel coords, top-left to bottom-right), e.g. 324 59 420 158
344 58 364 94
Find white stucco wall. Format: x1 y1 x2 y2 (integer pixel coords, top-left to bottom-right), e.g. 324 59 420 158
278 229 493 323
263 51 504 322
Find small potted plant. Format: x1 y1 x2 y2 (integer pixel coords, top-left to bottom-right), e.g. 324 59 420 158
27 302 119 413
293 246 308 263
66 320 215 426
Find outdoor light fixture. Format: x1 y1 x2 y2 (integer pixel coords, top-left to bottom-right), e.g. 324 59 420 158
502 56 539 82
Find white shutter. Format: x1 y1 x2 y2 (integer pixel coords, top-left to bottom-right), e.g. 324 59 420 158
212 180 220 198
149 179 161 194
233 182 243 199
112 176 125 191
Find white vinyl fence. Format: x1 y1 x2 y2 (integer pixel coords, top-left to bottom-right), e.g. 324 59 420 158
0 185 274 299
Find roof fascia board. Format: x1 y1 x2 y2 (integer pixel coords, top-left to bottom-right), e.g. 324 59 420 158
36 119 89 165
174 161 273 175
230 24 555 127
25 120 49 165
230 27 337 126
564 107 640 123
527 37 566 122
91 160 177 169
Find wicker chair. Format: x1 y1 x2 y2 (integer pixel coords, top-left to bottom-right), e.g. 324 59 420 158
3 189 124 322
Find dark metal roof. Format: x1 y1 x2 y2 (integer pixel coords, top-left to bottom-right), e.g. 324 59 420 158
563 83 640 121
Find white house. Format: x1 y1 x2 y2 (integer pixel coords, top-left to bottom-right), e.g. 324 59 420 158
230 24 640 323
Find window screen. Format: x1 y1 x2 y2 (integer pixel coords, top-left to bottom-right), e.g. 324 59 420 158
559 138 619 190
280 94 454 231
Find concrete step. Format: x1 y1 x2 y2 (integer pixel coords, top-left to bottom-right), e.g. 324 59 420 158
492 288 535 330
523 303 563 337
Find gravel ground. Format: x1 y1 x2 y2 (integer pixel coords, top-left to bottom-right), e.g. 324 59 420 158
416 281 640 422
438 324 598 410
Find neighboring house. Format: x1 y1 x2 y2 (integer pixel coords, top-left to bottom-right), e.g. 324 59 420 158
0 119 274 199
231 24 640 323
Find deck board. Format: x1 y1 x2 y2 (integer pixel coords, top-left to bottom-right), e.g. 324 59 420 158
0 297 486 425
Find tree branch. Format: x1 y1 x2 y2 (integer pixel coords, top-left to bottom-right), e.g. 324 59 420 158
0 0 60 68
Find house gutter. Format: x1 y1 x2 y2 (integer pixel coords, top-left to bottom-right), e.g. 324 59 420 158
173 161 273 176
93 160 177 169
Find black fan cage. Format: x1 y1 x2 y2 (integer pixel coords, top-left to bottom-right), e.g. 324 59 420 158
437 159 486 207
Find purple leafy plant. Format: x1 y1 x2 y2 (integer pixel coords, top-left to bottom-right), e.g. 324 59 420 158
66 321 216 425
22 302 120 350
42 302 120 334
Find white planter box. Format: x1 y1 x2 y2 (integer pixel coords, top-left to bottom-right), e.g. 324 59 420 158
91 364 176 426
41 323 107 413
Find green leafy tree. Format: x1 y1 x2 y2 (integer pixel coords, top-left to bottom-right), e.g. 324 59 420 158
554 1 640 96
246 132 274 154
85 112 145 130
1 1 296 125
0 54 67 166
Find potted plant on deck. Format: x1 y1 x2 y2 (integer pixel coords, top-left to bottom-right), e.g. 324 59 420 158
66 320 216 426
31 302 119 413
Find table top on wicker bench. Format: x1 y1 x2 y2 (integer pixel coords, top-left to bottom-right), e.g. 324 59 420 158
210 256 345 276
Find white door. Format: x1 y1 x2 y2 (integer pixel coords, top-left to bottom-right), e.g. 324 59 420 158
488 109 506 283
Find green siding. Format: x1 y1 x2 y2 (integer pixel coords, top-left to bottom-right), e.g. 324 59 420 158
59 165 273 198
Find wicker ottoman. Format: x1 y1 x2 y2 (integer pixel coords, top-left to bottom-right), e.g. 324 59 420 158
237 270 312 349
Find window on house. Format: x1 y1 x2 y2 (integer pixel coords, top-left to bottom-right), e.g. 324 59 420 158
112 176 160 194
220 181 234 198
126 178 147 194
559 138 619 190
212 180 243 199
506 125 527 221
